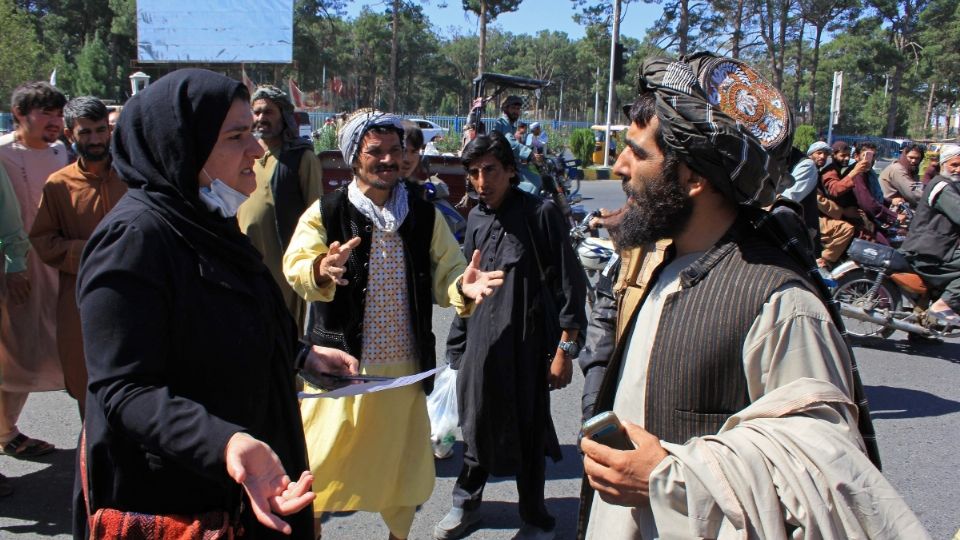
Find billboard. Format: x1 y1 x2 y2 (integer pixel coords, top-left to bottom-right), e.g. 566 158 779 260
137 0 293 63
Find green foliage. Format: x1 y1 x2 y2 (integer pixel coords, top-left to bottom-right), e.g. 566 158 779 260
569 128 596 165
74 32 111 97
0 0 44 106
434 132 463 154
793 125 817 152
314 124 338 151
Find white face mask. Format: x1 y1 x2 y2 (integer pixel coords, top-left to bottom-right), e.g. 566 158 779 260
198 169 248 218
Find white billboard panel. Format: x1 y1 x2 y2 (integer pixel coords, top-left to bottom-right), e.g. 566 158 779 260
138 0 293 63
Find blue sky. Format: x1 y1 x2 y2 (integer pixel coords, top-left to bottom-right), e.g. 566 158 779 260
345 0 662 41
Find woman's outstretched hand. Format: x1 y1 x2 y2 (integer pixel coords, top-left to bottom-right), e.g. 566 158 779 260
225 433 316 534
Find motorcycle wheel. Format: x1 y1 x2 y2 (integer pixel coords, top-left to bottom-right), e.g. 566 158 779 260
832 269 901 338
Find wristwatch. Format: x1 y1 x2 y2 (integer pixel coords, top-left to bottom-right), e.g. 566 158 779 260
558 340 580 358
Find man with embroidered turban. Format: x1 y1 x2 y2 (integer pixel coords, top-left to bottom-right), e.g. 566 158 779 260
282 109 504 539
238 85 323 328
577 53 924 540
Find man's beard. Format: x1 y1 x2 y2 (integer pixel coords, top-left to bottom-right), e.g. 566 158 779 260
253 121 283 141
76 142 108 162
617 160 694 249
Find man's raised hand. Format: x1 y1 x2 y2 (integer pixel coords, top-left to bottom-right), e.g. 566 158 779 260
459 249 504 305
312 236 362 287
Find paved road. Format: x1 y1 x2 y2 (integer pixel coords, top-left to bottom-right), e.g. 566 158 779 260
2 181 958 539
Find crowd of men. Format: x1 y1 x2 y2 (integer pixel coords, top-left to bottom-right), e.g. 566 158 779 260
1 48 957 539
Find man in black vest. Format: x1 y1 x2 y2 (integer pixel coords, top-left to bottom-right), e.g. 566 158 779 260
282 109 503 539
238 85 323 329
901 144 960 326
576 55 904 539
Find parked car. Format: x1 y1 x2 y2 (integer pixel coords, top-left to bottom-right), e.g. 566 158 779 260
407 118 448 142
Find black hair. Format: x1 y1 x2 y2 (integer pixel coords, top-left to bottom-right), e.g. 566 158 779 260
64 96 109 130
461 132 519 186
10 82 67 125
902 143 925 155
625 91 682 180
401 120 424 152
857 142 878 154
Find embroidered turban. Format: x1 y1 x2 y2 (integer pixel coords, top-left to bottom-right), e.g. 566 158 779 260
634 52 794 207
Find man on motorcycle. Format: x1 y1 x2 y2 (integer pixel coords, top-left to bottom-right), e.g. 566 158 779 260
492 95 542 194
900 144 960 326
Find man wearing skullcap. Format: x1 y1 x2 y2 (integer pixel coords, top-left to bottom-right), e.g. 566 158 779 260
492 95 542 193
282 109 504 539
525 122 547 155
238 85 323 329
901 144 960 327
578 53 923 539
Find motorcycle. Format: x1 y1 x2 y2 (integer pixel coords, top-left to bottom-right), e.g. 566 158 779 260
570 210 615 306
830 238 960 340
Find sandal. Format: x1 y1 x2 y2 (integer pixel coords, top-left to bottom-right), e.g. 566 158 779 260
1 433 55 459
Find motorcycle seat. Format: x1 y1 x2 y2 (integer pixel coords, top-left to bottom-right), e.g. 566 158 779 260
847 238 912 272
890 272 928 296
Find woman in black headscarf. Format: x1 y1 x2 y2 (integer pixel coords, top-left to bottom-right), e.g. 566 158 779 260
75 69 357 539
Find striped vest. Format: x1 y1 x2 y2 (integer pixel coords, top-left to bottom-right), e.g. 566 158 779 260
642 230 810 443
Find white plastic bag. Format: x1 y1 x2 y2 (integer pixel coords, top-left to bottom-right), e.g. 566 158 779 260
427 365 458 459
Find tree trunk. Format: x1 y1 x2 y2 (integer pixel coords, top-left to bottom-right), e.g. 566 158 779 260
775 0 788 89
678 0 690 56
885 62 905 136
478 0 487 76
792 19 804 115
922 79 936 134
729 0 744 58
806 24 823 126
389 0 399 112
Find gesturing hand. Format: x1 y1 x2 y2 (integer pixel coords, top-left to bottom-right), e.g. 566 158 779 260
313 237 362 287
225 433 315 534
581 421 668 507
459 250 505 304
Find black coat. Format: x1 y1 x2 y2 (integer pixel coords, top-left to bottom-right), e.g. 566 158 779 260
75 193 312 539
447 189 586 475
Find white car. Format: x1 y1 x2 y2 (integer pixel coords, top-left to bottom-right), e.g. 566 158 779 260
408 118 448 142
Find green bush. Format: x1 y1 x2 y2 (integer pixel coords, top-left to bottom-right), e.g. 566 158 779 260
793 125 816 153
569 128 596 165
314 124 337 152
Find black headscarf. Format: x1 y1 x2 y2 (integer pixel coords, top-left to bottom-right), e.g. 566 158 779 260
635 52 794 207
111 68 263 270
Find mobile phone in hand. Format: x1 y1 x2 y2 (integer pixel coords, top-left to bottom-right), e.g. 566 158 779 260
862 149 875 163
582 411 634 451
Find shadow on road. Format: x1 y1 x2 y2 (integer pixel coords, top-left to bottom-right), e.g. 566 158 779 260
435 443 584 481
851 336 960 364
865 385 960 419
442 497 581 535
0 448 75 537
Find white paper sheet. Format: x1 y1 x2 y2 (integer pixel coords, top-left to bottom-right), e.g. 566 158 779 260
299 367 439 399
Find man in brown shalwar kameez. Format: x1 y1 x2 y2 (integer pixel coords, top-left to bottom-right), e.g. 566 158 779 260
30 96 126 418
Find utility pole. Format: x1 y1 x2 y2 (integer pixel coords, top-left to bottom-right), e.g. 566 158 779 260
827 71 842 145
593 65 601 125
603 0 621 167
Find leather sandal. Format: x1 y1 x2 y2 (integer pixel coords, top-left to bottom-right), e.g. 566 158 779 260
1 433 55 459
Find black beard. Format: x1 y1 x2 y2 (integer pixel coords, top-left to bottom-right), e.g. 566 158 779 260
77 145 108 162
617 160 693 249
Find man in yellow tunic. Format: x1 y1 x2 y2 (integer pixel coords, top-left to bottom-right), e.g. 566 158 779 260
238 86 323 329
283 109 503 540
30 96 127 419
